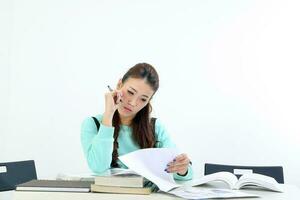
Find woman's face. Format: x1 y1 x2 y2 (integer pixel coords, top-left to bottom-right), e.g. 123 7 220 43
117 78 155 118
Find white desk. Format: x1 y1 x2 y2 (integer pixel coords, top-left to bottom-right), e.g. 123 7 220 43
0 191 13 200
1 185 299 200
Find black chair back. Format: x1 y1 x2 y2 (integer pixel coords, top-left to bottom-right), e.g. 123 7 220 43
0 160 37 191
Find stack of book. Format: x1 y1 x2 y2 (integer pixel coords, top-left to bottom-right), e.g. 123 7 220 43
91 173 151 195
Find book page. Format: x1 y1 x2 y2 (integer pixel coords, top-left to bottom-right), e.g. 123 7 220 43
98 168 140 176
186 172 238 189
235 173 283 192
56 172 96 181
119 148 181 192
169 186 259 199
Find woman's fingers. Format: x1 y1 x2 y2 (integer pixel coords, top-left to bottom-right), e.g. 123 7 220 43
166 165 188 173
115 90 123 104
111 90 123 105
168 158 190 168
104 90 123 116
165 153 190 174
174 154 188 162
166 160 189 172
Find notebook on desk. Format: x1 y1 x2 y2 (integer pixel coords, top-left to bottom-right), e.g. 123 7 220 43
16 180 93 193
0 160 37 191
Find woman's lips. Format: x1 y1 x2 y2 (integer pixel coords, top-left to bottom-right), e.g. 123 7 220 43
124 106 132 112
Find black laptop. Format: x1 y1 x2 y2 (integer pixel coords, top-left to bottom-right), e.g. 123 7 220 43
0 160 37 191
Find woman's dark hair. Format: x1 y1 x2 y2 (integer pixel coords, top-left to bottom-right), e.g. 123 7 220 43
111 63 159 167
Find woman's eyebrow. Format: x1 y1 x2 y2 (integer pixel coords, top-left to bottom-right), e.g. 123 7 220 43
129 86 149 98
129 86 137 92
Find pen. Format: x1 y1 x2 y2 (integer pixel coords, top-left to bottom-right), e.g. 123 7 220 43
107 85 113 92
108 85 121 103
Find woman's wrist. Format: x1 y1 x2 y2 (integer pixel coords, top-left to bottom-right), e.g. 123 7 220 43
177 169 188 176
102 112 114 126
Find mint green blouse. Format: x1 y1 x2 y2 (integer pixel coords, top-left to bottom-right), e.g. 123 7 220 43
81 114 193 181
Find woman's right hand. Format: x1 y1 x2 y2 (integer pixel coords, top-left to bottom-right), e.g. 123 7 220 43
102 90 123 126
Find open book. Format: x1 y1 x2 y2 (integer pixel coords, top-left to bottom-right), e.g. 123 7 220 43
187 172 283 192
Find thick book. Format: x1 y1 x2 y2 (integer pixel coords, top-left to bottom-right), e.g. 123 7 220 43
94 169 144 188
16 179 93 193
187 172 283 192
91 184 151 195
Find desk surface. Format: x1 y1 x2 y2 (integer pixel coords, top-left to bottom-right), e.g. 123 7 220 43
1 184 299 200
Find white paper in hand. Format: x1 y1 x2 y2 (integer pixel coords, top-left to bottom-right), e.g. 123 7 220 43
119 148 181 192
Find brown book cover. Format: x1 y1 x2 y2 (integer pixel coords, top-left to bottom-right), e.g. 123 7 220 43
16 179 93 193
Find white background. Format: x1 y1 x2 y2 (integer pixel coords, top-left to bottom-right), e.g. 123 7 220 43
1 0 300 187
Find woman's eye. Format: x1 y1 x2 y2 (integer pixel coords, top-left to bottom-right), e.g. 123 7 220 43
141 99 147 102
127 90 134 95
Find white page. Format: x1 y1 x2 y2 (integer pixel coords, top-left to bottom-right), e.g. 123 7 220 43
186 172 238 189
235 173 283 192
56 172 96 181
103 168 139 176
119 148 181 192
169 186 259 199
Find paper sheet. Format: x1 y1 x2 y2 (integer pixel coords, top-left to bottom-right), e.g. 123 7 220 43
169 186 259 199
119 148 181 192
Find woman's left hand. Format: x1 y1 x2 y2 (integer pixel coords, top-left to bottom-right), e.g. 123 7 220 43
165 153 190 176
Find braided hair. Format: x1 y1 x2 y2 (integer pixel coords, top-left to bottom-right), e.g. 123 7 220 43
110 63 159 167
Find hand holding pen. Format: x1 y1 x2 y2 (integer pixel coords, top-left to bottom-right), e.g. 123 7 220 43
102 85 123 126
107 85 123 104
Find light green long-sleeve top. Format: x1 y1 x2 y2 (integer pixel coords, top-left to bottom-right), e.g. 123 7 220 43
81 114 193 181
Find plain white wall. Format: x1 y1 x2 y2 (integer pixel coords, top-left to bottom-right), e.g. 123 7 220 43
1 0 300 187
0 0 12 155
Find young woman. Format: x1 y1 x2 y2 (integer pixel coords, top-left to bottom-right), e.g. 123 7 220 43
81 63 193 182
